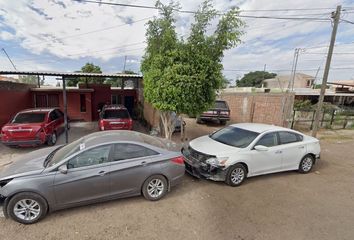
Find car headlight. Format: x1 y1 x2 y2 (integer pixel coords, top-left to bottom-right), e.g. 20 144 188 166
0 178 13 188
206 157 229 167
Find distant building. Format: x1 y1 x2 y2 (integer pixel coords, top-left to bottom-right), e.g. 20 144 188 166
329 80 354 93
264 73 315 89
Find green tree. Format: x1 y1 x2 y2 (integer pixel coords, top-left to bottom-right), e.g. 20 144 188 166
141 0 243 139
18 75 38 85
236 71 276 87
67 63 103 86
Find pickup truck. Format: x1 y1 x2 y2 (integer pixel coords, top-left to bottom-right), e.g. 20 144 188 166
197 100 230 125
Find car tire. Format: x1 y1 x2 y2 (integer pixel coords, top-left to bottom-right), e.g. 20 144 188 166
220 120 227 125
225 164 247 187
47 132 57 146
298 155 314 174
142 175 168 201
7 192 48 224
196 118 203 124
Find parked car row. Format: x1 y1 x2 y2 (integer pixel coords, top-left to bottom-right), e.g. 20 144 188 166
0 121 321 224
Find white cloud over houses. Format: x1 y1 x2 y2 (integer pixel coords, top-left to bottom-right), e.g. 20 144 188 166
0 0 353 84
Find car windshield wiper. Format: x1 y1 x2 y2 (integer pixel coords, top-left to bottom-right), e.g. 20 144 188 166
43 146 63 167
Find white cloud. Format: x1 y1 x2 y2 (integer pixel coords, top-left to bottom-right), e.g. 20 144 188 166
0 0 353 82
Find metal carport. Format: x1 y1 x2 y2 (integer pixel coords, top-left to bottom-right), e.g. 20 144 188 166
0 70 143 144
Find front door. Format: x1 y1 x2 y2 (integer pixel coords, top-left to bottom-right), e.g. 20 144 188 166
53 144 112 206
248 132 283 176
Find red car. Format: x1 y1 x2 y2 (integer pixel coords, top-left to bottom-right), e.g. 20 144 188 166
1 108 65 147
98 105 133 131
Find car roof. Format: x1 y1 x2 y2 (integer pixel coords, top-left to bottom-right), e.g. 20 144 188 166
19 108 58 114
230 123 289 133
79 130 170 150
103 104 127 110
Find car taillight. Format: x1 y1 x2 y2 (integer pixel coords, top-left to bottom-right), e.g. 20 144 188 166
171 156 185 165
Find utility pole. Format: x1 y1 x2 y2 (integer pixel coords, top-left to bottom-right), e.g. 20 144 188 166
123 55 127 73
1 48 17 70
312 5 341 137
290 48 300 91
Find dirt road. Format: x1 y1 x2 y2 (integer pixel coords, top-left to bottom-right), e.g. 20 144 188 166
1 120 354 240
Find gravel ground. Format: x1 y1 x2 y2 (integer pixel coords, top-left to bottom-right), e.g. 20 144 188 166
0 119 354 240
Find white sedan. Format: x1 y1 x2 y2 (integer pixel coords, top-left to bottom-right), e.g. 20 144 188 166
182 123 320 186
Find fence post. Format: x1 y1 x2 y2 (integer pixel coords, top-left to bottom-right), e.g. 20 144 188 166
343 115 348 129
330 109 335 128
310 110 316 130
291 109 296 129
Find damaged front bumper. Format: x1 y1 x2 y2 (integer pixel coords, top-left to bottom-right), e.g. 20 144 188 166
181 148 227 182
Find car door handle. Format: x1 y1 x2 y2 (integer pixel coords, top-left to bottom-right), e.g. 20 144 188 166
275 150 282 154
141 161 148 166
98 171 106 176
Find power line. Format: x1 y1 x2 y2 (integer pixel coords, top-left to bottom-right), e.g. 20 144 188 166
1 48 17 70
21 16 153 47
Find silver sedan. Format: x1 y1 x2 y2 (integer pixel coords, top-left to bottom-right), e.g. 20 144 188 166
0 130 185 224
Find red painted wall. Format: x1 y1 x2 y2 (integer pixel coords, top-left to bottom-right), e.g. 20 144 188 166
31 91 93 122
0 82 32 128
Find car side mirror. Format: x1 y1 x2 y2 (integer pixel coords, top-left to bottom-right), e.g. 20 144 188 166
58 164 68 174
254 145 269 151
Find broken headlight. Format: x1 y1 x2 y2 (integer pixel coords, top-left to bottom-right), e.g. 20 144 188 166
205 157 229 167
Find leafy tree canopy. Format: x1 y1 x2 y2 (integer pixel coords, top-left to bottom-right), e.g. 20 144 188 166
236 71 276 87
67 62 103 86
141 0 244 138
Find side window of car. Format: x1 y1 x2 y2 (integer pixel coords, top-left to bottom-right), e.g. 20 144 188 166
256 133 278 147
278 131 299 145
67 145 112 169
112 143 159 161
55 109 64 118
49 111 58 122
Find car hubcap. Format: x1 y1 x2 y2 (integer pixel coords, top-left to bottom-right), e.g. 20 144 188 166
302 157 313 172
14 199 41 221
231 168 245 184
147 179 164 198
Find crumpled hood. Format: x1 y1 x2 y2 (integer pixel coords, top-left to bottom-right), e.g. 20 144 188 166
189 135 240 156
0 146 59 180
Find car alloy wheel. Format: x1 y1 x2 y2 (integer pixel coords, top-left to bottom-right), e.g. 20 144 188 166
13 199 41 221
299 155 314 173
48 132 57 146
226 163 247 187
142 175 168 201
7 192 48 224
231 168 245 185
147 179 164 198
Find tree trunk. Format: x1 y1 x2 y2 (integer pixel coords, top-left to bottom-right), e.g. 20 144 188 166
160 111 174 140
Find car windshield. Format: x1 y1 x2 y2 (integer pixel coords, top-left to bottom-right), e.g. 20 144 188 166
12 113 46 123
103 109 129 119
46 138 83 167
210 126 259 148
214 101 227 109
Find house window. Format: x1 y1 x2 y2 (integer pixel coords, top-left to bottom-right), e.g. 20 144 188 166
80 94 86 112
111 94 121 104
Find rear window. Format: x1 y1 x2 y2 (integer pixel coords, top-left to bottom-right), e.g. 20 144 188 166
12 113 46 123
103 109 129 119
214 101 227 109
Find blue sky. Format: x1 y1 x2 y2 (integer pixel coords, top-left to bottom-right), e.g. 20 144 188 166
0 0 354 85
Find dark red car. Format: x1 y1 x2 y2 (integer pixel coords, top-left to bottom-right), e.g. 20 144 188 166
98 105 133 131
1 108 65 147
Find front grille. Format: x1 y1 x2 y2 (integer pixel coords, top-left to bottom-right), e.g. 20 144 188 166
188 146 215 162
